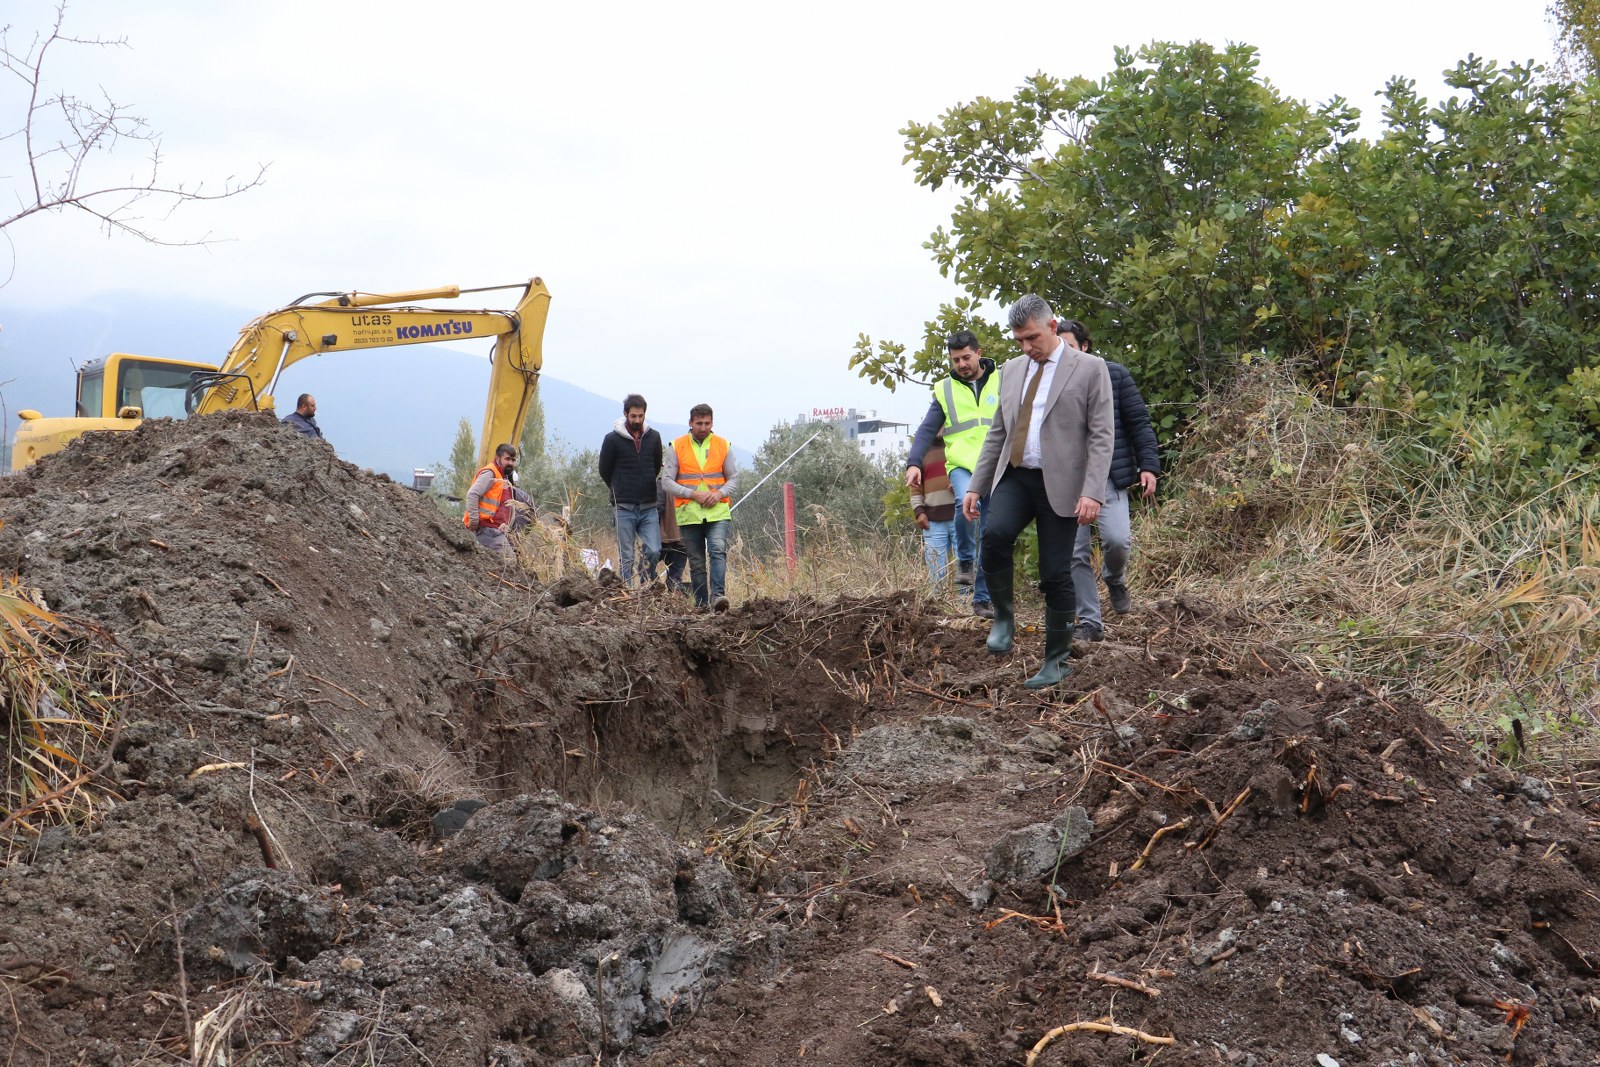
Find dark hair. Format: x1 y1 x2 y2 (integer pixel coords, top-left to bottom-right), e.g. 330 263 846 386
945 330 980 351
623 393 647 412
296 393 314 410
1056 319 1093 352
689 403 714 421
494 443 518 460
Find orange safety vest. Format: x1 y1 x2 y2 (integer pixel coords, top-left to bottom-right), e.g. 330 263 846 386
673 434 730 508
463 465 512 529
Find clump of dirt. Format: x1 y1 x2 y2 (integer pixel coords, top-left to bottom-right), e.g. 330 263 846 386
1 412 1597 1066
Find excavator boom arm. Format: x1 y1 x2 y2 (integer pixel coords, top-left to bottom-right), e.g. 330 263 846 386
193 279 549 468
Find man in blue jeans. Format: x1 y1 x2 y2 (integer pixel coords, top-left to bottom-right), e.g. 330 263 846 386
1056 320 1162 642
598 394 664 587
905 330 1001 617
661 403 741 611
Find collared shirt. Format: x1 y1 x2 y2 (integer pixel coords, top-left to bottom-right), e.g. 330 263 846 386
1018 339 1063 468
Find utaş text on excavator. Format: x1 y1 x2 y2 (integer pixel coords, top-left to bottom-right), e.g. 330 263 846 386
9 278 551 472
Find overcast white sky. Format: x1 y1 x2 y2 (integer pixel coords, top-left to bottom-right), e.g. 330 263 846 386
0 0 1558 448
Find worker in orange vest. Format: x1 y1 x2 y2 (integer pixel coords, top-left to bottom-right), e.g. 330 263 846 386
661 403 741 611
464 443 531 556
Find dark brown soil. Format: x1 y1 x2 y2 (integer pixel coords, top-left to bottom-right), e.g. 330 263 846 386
1 412 1596 1066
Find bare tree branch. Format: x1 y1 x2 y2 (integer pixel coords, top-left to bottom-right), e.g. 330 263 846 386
0 1 266 258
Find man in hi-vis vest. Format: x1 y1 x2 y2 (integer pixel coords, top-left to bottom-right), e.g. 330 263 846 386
464 443 533 557
662 403 741 612
904 330 1000 617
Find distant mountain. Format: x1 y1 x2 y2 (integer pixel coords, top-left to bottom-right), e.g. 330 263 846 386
0 293 742 480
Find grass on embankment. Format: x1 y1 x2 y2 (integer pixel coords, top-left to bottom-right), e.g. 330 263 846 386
1136 362 1600 796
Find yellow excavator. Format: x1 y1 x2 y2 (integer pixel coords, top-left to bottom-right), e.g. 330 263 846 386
9 278 550 472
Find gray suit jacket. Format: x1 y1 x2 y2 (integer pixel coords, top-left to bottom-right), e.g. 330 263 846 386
969 347 1115 517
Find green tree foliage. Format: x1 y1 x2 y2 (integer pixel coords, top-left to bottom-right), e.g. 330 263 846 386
740 423 900 554
518 435 611 534
852 299 1011 393
1551 0 1600 78
855 42 1352 433
1284 58 1600 481
518 390 547 470
439 417 477 499
860 40 1600 488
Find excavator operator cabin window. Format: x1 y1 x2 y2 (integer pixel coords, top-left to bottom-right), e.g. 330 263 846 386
76 368 105 418
118 361 192 419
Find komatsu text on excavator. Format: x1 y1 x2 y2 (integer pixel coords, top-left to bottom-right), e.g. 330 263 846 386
9 278 551 472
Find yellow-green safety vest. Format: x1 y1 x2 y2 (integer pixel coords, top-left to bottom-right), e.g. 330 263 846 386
934 372 1000 472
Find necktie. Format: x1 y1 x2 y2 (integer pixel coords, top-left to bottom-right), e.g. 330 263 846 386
1009 360 1046 467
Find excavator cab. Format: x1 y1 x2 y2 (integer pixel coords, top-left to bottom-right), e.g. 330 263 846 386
112 356 211 419
75 354 214 421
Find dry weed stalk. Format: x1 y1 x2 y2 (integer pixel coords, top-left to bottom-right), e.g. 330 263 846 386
190 987 257 1066
1 578 128 862
704 765 825 887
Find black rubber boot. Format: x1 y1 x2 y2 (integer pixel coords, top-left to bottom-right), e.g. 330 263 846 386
985 568 1015 655
1023 608 1075 689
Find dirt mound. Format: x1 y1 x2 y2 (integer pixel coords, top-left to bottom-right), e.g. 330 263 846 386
2 414 1598 1066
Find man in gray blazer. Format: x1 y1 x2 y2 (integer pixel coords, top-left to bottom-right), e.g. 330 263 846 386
961 295 1115 688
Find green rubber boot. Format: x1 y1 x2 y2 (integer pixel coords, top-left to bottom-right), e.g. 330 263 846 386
985 568 1015 655
1023 608 1075 689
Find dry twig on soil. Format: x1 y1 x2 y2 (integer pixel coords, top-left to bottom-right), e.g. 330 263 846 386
306 673 371 709
869 948 918 970
1127 818 1192 872
1085 970 1162 996
1025 1019 1176 1064
892 669 997 711
1197 786 1252 849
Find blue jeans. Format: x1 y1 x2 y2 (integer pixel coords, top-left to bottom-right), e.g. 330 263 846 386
614 503 661 586
1073 478 1131 630
679 519 729 606
921 519 955 583
947 466 990 605
981 466 1078 613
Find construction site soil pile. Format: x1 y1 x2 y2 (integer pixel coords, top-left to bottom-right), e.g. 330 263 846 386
1 411 1597 1066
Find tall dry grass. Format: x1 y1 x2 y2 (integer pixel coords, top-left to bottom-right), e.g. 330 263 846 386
1138 361 1600 783
512 505 947 607
0 578 126 861
727 516 936 604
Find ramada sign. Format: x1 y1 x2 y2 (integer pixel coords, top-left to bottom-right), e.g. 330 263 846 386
811 406 847 419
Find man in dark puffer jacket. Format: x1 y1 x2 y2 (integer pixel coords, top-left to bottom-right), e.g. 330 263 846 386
598 393 664 586
1057 320 1161 640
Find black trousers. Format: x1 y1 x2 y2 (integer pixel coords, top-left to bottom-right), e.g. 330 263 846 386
980 466 1079 612
661 540 689 588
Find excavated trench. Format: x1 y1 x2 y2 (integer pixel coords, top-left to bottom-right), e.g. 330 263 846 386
452 597 904 835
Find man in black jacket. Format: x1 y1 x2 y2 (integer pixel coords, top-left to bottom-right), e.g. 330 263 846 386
1057 321 1162 640
282 394 323 439
598 394 664 586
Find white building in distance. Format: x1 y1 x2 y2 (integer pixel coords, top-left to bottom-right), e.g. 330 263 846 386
792 407 911 463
